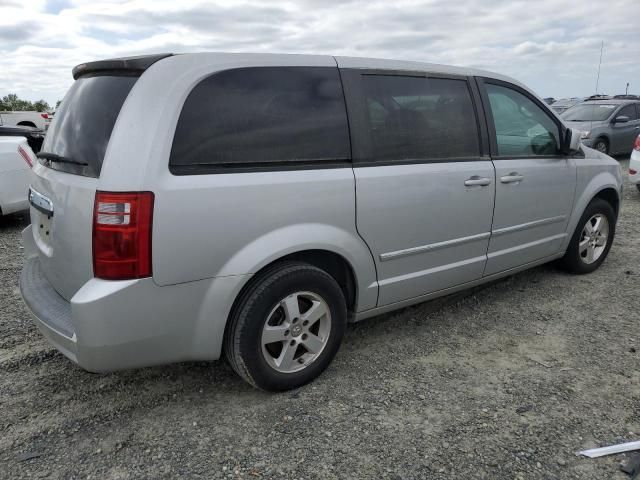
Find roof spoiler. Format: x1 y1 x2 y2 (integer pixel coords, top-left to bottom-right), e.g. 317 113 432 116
72 53 173 80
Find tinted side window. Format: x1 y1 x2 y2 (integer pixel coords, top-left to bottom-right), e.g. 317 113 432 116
361 75 480 161
170 67 350 170
486 83 560 156
617 104 638 120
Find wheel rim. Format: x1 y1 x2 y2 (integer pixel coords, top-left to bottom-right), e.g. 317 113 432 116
595 141 607 153
579 214 609 264
261 291 331 374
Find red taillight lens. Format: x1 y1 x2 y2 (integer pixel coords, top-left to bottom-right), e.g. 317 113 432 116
634 135 640 152
17 145 33 167
92 191 154 280
630 169 638 175
40 113 49 119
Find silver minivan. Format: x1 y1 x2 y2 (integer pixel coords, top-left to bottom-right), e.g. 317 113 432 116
20 53 622 391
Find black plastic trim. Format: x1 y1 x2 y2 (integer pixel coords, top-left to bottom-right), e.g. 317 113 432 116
169 159 352 176
72 53 173 79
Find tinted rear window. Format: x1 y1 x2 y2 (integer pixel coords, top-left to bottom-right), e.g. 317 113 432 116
361 75 480 161
41 75 137 177
169 67 350 173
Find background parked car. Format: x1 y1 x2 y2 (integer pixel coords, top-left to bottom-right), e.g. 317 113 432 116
543 97 555 105
0 111 52 130
561 99 640 154
614 94 639 100
550 97 583 115
0 136 35 216
0 124 44 153
629 134 640 192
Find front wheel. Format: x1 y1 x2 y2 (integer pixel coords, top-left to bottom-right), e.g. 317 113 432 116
559 198 616 274
224 262 347 391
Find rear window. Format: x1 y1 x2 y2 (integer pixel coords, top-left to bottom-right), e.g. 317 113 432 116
169 67 351 173
360 75 480 161
41 75 137 177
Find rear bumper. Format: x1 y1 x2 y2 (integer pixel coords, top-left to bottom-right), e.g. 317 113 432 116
20 227 248 372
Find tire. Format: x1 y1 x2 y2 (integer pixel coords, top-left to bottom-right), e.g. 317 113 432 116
224 261 347 391
593 138 609 154
559 198 616 274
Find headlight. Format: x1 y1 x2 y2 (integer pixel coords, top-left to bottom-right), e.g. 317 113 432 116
580 131 591 139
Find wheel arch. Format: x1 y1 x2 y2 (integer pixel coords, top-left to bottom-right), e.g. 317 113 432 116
16 121 37 128
561 173 621 252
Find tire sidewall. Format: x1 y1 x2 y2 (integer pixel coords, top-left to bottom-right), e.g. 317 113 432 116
566 198 616 274
236 266 347 391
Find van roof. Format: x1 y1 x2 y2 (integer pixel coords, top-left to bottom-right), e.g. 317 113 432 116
72 52 522 86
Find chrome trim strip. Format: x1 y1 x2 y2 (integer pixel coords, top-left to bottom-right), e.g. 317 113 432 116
379 232 491 262
28 187 54 217
491 215 566 237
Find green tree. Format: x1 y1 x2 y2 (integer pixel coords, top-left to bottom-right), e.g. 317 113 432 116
0 94 50 112
33 100 50 112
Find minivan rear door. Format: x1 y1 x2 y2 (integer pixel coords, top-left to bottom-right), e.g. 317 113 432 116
478 78 576 276
28 74 139 300
340 66 496 306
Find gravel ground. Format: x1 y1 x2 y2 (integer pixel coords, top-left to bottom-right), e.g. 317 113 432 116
1 159 639 480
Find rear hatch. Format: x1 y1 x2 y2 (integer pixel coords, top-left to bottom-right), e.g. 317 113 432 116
29 72 140 300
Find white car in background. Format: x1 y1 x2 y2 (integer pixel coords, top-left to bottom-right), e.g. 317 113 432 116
0 136 35 216
630 134 640 192
0 111 52 130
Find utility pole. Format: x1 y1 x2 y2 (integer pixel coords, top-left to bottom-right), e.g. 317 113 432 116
626 83 630 95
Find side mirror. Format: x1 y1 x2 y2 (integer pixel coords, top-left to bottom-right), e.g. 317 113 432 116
613 115 629 124
562 127 582 154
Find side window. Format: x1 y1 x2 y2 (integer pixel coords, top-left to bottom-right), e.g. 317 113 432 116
485 83 561 156
360 75 480 161
170 67 350 170
617 104 638 120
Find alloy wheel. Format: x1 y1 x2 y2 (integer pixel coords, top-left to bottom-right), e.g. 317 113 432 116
261 291 331 373
579 213 609 264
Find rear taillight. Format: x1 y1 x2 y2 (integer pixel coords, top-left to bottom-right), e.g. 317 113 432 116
40 113 49 119
17 145 33 167
634 135 640 152
630 169 638 175
92 191 154 280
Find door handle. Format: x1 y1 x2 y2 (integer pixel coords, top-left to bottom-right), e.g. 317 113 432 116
500 173 524 184
464 176 492 187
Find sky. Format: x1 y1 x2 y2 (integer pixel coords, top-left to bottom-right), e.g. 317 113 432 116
1 0 639 107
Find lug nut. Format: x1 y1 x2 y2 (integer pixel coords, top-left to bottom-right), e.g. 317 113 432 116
302 334 308 340
284 330 290 336
302 320 309 326
290 340 296 346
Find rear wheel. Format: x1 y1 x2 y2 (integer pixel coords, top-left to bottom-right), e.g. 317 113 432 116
224 262 347 391
593 138 609 154
559 198 615 274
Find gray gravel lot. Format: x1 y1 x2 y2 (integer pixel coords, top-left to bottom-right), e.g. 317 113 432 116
1 159 639 480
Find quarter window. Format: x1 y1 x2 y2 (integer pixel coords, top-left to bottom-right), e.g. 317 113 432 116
360 75 480 161
485 83 561 157
170 67 350 171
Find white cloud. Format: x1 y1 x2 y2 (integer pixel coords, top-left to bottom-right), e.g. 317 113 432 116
1 0 639 105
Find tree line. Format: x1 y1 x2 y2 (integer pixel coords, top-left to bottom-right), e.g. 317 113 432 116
0 94 60 112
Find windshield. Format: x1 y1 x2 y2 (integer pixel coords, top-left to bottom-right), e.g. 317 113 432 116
561 103 617 122
41 74 138 177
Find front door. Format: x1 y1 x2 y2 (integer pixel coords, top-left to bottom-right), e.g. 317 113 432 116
610 103 640 154
479 79 576 276
341 70 496 306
